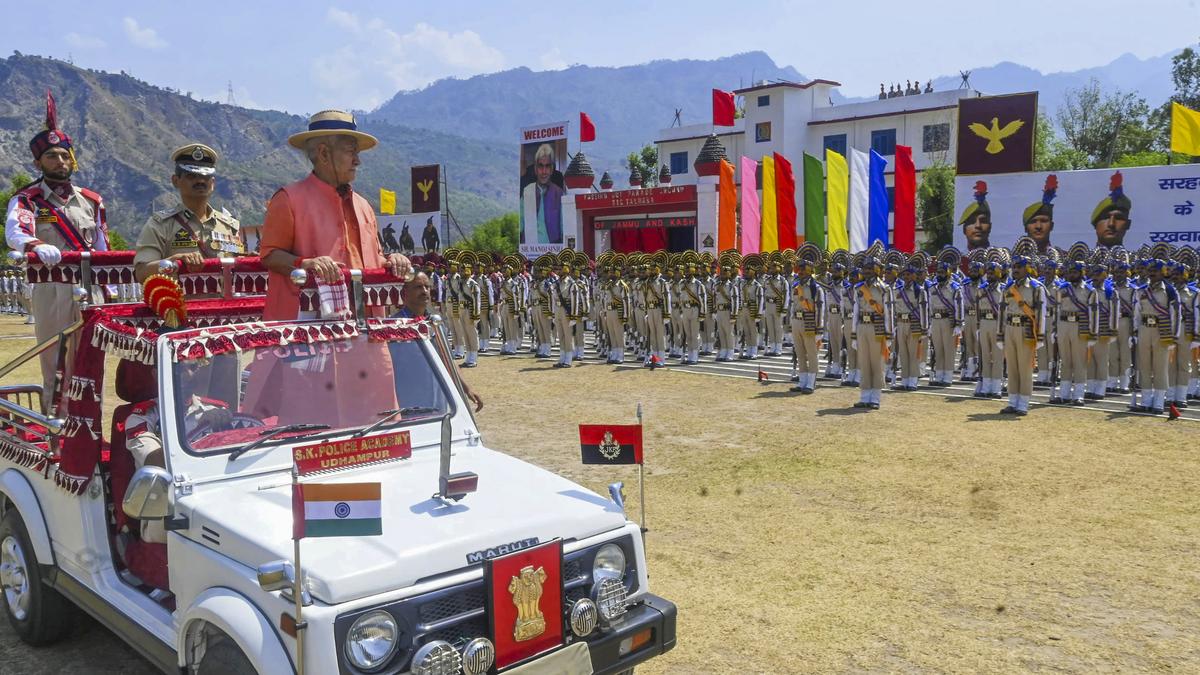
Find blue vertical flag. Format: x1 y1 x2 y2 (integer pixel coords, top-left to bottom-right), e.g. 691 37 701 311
867 149 890 248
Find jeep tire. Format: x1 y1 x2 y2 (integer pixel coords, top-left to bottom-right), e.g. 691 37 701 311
197 632 257 675
0 509 73 645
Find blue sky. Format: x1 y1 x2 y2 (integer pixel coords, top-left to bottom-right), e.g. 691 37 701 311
3 0 1197 113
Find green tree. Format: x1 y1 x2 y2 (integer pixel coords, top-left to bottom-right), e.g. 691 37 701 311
1169 40 1200 108
1056 78 1155 167
1034 112 1089 171
107 230 130 250
625 144 660 187
458 213 518 255
917 160 955 252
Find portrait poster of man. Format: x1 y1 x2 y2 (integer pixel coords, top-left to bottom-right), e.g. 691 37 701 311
519 121 569 255
953 163 1200 250
378 212 441 255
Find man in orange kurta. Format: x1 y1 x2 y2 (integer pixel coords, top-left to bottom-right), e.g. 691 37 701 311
247 111 412 429
259 110 411 319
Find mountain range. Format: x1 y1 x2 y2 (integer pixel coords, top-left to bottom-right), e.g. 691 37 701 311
0 46 1188 242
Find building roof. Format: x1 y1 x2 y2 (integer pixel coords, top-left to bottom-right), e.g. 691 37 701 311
733 79 841 95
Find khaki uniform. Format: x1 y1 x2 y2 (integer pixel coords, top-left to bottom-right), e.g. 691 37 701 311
1170 284 1196 404
461 275 482 366
5 182 108 411
1036 277 1060 385
999 278 1045 412
894 281 928 389
532 276 554 357
603 279 630 362
961 279 982 380
1110 281 1136 392
790 277 825 391
1087 285 1117 398
554 274 578 366
643 275 671 364
763 274 788 354
823 279 846 378
133 202 243 268
927 280 962 384
975 281 1004 396
1133 281 1180 412
852 278 894 406
740 277 765 359
713 277 739 360
500 275 524 354
1055 281 1098 403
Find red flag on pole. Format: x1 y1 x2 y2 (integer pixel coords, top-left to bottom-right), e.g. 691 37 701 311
773 153 797 250
893 145 917 253
712 89 735 127
580 112 596 143
579 424 643 464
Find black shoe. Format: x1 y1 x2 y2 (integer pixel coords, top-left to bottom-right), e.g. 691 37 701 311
790 375 800 382
1000 406 1017 414
801 387 814 395
853 401 869 408
461 362 477 368
1128 404 1147 413
973 391 987 398
1070 399 1084 406
553 362 572 368
1015 409 1028 416
1083 393 1098 400
868 403 880 410
1150 407 1165 415
1174 401 1189 409
841 381 855 387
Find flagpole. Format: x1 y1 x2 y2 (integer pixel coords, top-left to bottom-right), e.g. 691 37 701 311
636 402 646 536
292 466 306 675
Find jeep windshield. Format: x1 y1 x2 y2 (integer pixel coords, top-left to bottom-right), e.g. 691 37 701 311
170 328 454 457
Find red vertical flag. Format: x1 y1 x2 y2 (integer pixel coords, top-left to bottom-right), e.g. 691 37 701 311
773 152 797 250
718 159 737 251
579 112 596 143
893 145 917 253
712 89 735 127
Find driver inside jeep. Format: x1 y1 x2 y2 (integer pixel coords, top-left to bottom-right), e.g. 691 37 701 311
125 359 233 545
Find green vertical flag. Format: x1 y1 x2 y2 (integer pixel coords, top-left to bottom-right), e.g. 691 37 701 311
802 153 826 249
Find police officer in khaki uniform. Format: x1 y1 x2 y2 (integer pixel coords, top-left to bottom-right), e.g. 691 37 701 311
134 143 242 282
998 254 1046 416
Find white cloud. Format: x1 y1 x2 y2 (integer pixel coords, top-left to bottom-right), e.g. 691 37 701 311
65 32 106 50
122 17 166 50
312 9 505 110
539 48 568 71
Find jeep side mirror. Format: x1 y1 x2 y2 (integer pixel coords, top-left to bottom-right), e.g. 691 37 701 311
122 466 173 520
257 560 295 592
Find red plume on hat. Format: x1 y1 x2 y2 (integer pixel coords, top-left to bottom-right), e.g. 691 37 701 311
29 89 75 165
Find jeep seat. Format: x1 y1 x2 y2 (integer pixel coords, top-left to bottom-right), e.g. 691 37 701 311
109 359 169 591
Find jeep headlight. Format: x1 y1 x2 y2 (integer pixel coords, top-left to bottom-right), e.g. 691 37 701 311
344 610 398 671
592 543 626 581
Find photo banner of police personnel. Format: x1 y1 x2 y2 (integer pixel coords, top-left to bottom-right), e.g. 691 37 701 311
518 120 570 256
953 163 1200 252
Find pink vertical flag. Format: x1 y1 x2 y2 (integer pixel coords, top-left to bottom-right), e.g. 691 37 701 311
739 156 761 254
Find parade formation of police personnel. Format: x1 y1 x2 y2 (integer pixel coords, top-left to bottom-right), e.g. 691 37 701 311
134 143 242 282
5 91 109 412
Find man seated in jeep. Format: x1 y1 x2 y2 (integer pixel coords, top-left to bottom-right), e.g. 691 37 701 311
125 360 232 545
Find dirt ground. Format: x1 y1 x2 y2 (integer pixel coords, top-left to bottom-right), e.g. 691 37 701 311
1 315 1198 673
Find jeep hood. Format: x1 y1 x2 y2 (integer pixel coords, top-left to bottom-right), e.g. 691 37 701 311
183 446 627 604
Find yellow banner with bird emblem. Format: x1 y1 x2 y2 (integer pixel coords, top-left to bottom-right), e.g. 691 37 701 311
956 92 1038 175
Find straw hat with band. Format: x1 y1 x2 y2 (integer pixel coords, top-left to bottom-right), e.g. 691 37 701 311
287 110 378 151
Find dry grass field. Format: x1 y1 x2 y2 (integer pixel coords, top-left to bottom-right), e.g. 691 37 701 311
1 314 1198 673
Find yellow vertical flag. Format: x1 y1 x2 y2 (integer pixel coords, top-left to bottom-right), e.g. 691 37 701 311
760 155 778 252
379 188 396 215
825 149 849 252
1171 102 1200 156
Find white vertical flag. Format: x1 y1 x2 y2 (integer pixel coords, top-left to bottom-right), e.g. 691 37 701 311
847 148 870 253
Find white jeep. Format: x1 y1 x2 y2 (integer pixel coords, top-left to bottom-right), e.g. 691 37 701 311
0 252 676 674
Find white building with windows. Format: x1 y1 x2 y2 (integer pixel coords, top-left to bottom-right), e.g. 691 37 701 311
655 79 980 244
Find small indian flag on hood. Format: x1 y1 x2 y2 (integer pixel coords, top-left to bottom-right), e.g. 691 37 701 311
292 482 382 539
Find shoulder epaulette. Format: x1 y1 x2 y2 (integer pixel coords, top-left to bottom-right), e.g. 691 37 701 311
153 205 183 221
77 187 103 205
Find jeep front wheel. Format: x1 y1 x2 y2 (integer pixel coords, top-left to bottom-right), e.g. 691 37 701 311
197 632 257 675
0 510 73 645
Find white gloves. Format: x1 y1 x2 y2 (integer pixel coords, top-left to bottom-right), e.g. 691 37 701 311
1036 341 1045 350
953 326 963 337
996 341 1004 350
1087 340 1098 349
33 244 62 265
850 339 858 350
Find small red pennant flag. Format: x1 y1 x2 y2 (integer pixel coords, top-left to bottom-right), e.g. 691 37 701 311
649 354 661 370
579 112 596 143
1168 404 1181 420
757 369 768 382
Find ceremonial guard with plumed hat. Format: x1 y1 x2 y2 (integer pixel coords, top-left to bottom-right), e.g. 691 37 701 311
679 251 708 364
1130 250 1181 414
1035 250 1062 388
642 252 672 367
531 254 556 358
927 247 964 387
1085 252 1117 400
894 254 929 391
5 91 109 411
1108 249 1136 395
762 254 789 356
974 249 1008 399
739 254 766 359
460 251 483 367
851 253 894 409
998 244 1047 415
1053 243 1099 406
499 255 526 354
713 251 741 362
788 244 826 394
822 251 850 380
1167 248 1197 408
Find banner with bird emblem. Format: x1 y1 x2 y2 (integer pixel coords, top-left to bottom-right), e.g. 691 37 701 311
956 92 1038 175
410 164 441 213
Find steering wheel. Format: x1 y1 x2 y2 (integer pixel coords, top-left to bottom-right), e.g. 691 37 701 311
187 412 266 445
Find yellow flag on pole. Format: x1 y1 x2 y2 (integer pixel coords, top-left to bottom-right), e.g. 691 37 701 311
1171 102 1200 156
379 188 396 215
825 149 849 251
761 155 778 252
